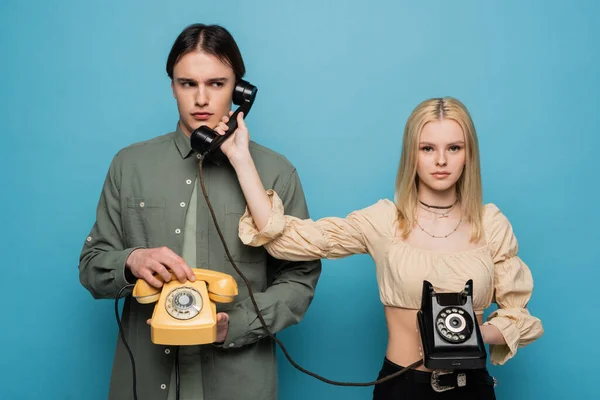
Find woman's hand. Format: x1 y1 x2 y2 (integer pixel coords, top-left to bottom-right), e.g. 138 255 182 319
214 111 251 166
213 110 272 231
480 324 506 345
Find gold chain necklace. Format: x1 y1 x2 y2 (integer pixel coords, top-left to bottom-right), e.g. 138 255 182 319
415 215 463 238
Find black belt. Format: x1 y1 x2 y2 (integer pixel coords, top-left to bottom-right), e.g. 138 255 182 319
384 359 497 392
427 369 497 392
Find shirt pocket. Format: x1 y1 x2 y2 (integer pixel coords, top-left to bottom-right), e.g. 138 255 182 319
224 203 266 264
123 197 166 248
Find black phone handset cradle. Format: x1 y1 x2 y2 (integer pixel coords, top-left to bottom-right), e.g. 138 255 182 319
417 279 487 371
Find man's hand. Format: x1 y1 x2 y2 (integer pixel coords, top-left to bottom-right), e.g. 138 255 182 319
215 312 230 343
126 247 195 288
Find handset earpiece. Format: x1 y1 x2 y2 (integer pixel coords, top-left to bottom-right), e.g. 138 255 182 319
190 79 257 158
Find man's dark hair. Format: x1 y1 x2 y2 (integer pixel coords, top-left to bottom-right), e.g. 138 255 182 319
166 24 245 81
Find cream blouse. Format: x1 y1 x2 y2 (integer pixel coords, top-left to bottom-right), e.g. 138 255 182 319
238 190 544 365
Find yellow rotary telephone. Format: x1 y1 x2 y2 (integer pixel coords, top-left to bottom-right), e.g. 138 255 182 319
132 268 238 345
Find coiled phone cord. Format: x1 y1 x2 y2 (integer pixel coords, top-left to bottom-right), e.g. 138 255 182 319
196 157 423 386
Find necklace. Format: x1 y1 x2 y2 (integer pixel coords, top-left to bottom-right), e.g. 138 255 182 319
419 199 457 209
415 215 463 238
418 202 457 219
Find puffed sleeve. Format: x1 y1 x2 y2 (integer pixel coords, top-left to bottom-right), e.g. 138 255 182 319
483 204 544 365
239 189 394 261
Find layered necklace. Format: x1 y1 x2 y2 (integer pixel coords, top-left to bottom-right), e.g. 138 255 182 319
415 199 462 238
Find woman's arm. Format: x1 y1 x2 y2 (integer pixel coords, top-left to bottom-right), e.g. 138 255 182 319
216 112 272 230
215 112 384 261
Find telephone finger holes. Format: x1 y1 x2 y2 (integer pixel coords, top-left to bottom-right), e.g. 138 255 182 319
435 307 473 344
165 287 203 320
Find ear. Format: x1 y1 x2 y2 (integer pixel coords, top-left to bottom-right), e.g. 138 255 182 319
171 80 176 99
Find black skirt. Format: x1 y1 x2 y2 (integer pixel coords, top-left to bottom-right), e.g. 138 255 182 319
372 358 497 400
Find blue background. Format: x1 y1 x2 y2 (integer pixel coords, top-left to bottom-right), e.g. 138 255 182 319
1 1 597 399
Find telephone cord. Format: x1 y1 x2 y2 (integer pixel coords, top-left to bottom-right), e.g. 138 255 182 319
111 155 423 400
196 157 423 386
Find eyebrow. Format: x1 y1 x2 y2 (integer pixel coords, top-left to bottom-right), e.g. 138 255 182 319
207 77 228 83
419 141 465 146
176 77 196 83
175 77 229 84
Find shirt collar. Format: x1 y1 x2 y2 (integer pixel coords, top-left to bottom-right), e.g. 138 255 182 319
173 122 194 159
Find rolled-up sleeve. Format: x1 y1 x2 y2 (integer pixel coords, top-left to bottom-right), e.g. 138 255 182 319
238 189 288 247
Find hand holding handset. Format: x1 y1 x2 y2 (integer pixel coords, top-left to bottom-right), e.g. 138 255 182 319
132 268 238 345
190 79 257 160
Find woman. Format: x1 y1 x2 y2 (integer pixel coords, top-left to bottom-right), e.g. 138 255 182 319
217 97 543 399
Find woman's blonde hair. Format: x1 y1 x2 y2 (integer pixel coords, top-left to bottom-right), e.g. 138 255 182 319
394 97 483 242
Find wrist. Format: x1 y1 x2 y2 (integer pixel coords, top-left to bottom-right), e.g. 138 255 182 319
229 150 253 169
480 324 488 343
125 248 142 268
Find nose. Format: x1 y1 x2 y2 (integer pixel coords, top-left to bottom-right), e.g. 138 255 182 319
435 150 447 167
195 85 208 107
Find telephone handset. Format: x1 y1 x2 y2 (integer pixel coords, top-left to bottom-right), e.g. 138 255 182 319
132 268 238 345
190 79 258 159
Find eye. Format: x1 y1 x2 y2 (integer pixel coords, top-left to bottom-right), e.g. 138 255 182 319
420 146 434 152
182 81 197 88
211 81 225 88
449 145 462 152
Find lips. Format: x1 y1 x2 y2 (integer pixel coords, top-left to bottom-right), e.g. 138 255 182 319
191 112 212 121
432 172 450 178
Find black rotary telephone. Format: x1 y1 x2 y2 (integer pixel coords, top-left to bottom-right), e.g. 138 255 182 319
417 280 487 370
190 79 257 160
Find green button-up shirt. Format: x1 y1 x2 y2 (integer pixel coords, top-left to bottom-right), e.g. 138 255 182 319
78 125 322 400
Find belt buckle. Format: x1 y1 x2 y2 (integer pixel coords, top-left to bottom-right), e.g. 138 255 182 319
431 370 466 393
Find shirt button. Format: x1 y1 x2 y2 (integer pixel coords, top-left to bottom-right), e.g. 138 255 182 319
175 229 181 235
86 236 92 242
180 202 186 207
228 343 235 348
160 384 167 390
139 202 145 208
164 349 170 355
186 179 192 185
196 154 202 160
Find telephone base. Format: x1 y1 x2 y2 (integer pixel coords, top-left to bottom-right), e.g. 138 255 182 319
149 280 218 346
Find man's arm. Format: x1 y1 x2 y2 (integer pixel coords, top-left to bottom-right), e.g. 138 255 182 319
223 169 322 348
78 153 140 299
79 153 196 299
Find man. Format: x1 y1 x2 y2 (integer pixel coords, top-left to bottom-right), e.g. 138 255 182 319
78 23 321 400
